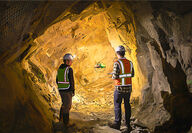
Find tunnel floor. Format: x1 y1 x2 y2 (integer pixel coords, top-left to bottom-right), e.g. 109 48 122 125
51 91 144 133
53 111 150 133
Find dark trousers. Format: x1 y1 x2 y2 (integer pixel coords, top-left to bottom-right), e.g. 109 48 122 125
59 91 72 124
114 90 131 126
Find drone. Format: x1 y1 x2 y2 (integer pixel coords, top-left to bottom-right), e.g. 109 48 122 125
94 62 106 68
94 62 106 72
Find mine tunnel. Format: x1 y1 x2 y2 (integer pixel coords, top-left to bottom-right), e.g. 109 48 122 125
0 1 192 133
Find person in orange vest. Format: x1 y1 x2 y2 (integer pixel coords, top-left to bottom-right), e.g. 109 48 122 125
56 53 75 127
109 45 134 132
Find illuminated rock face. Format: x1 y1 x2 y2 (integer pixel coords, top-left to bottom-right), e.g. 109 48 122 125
30 3 145 116
0 1 192 133
32 12 116 114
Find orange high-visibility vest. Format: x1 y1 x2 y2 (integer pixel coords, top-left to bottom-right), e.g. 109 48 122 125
114 58 133 86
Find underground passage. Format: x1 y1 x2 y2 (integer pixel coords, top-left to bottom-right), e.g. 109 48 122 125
0 1 192 133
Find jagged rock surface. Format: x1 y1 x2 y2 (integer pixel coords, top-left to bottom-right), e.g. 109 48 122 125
0 1 191 133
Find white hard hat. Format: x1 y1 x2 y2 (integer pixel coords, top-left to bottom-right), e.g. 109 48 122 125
115 45 125 52
63 53 74 61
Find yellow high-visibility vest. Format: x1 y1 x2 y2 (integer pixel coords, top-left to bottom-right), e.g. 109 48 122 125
57 66 70 90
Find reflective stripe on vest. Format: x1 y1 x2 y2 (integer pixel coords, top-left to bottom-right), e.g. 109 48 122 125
119 73 132 78
115 58 132 86
57 66 70 90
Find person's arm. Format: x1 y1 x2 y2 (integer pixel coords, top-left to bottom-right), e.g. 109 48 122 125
112 62 120 79
56 65 62 84
130 62 134 77
56 72 58 84
132 67 134 77
68 68 75 95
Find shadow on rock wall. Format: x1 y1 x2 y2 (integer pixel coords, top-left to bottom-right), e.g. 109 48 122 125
150 40 192 133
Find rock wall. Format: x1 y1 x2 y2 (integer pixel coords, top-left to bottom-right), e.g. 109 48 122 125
129 1 192 132
0 1 93 133
103 2 147 99
0 64 53 133
29 6 116 115
29 2 146 117
0 1 192 133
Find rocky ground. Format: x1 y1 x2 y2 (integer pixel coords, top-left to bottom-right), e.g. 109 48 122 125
53 112 150 133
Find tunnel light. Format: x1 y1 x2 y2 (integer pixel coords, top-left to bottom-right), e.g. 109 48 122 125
72 95 82 103
79 46 85 50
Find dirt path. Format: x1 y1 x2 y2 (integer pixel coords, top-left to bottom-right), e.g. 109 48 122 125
53 112 150 133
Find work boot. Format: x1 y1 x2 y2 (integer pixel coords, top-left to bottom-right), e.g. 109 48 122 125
122 125 132 133
109 122 120 130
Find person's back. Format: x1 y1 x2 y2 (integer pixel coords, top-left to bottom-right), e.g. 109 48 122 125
57 63 75 91
56 53 75 127
113 57 133 93
110 45 134 132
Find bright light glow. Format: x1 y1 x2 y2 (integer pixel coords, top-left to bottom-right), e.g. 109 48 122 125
72 95 82 103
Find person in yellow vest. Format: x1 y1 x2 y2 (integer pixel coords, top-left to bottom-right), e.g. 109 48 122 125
109 45 134 132
56 53 75 127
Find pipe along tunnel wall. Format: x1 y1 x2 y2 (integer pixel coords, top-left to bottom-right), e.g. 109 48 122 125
0 1 192 133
